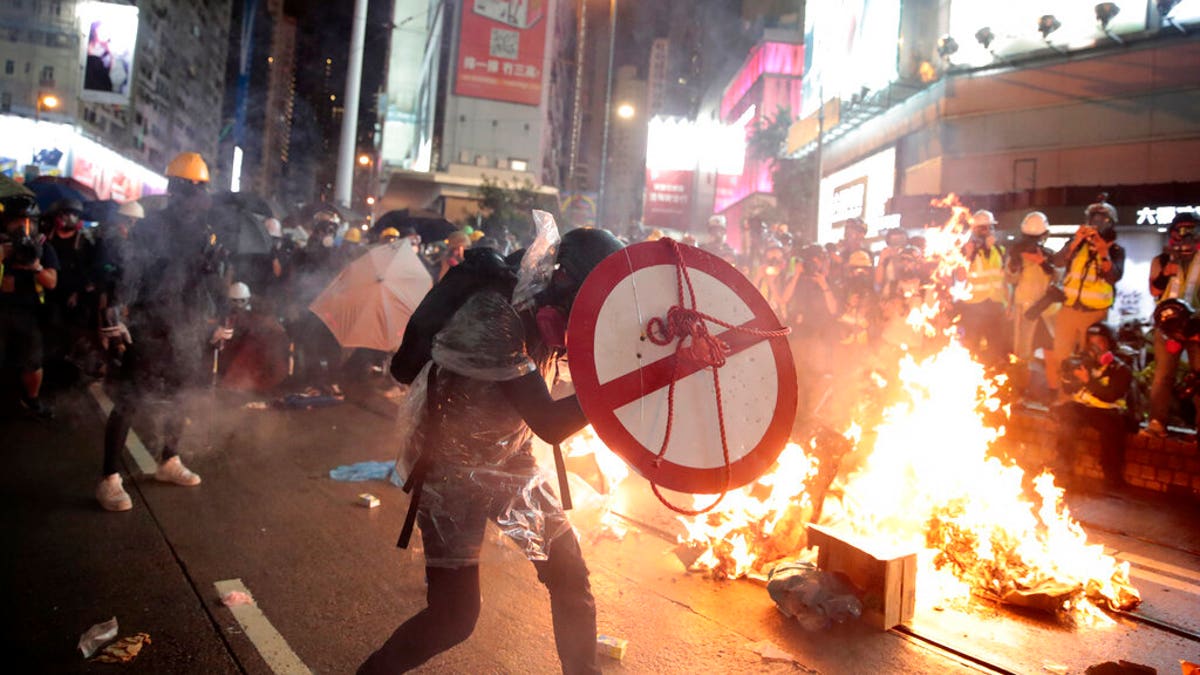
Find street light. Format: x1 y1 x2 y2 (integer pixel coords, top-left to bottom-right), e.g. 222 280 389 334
616 103 635 120
357 153 371 166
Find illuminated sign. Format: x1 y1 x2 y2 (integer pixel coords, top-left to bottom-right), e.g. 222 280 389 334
454 0 547 106
720 42 804 120
643 169 693 231
830 177 867 222
801 0 901 117
817 146 897 242
78 1 139 105
1136 205 1199 225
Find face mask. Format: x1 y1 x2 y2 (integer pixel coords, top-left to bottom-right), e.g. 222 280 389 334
321 235 334 248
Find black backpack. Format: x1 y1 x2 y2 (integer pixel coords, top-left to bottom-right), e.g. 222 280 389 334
390 247 518 384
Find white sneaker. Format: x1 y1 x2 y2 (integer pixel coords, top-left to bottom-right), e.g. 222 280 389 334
155 456 202 486
96 474 133 512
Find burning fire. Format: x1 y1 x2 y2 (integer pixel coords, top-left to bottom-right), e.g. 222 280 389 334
565 192 1140 617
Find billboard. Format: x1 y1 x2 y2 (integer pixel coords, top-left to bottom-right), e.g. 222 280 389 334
817 146 897 243
801 0 901 118
643 169 694 231
454 0 547 106
78 1 139 105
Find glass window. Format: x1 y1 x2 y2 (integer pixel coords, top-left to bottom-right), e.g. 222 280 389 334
4 61 12 75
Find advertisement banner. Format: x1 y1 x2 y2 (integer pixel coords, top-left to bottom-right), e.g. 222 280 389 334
643 169 693 231
455 0 547 106
78 1 139 105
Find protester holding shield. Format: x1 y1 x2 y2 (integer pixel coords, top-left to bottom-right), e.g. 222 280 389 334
362 219 623 675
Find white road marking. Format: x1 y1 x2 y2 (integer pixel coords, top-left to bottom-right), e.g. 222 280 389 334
88 383 158 476
1129 566 1200 595
214 579 310 674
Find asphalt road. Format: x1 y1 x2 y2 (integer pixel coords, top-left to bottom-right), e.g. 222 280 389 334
3 381 1199 674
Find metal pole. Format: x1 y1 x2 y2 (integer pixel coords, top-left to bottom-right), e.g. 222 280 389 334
334 0 369 207
812 82 824 243
596 0 617 229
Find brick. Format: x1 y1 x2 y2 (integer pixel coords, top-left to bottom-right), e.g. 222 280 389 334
1144 435 1166 452
1129 433 1148 451
1157 468 1173 482
1193 476 1200 491
1141 465 1157 479
1186 459 1200 473
1129 449 1149 464
1174 471 1190 486
1169 456 1184 470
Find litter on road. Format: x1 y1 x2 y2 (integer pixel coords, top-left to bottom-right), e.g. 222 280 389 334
77 617 118 658
93 633 151 663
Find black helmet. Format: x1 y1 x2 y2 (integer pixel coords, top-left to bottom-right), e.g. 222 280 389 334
0 194 40 222
1154 298 1192 340
1085 321 1117 350
556 227 624 288
47 198 83 216
797 244 825 265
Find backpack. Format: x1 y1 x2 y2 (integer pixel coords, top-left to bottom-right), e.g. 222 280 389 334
390 247 517 384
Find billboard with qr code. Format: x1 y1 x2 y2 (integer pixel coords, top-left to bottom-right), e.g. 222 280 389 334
455 0 547 106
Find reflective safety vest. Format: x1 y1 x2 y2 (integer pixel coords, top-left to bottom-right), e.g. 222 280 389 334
965 246 1007 305
1162 253 1200 306
1062 247 1114 310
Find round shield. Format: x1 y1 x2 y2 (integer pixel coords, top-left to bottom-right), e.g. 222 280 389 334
568 240 797 494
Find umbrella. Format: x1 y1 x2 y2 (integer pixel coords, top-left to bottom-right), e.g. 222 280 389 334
308 241 433 351
301 201 367 225
0 174 34 200
209 193 273 256
27 177 97 212
213 191 283 219
375 208 457 243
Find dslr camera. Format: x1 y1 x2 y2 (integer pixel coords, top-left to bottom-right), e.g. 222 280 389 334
0 230 42 267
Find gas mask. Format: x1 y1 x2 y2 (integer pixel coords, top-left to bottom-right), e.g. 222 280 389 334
321 235 334 248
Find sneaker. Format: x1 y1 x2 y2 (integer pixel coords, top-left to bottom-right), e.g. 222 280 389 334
19 396 53 420
1141 420 1168 438
96 474 133 512
155 456 202 486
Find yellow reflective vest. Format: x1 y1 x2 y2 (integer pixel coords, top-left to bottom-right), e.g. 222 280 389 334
1063 247 1114 310
965 246 1007 305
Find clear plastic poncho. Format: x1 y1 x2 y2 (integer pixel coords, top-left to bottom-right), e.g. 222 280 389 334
395 289 572 568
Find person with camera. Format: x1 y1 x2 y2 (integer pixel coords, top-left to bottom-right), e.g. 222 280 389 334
1145 211 1200 437
1048 197 1125 400
1006 212 1057 365
96 152 221 512
874 227 909 292
0 189 59 419
956 210 1010 366
1054 322 1132 488
43 198 98 382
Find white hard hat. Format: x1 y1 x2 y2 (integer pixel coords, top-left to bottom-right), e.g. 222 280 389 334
117 201 145 219
1020 211 1049 237
264 217 282 238
707 215 727 229
228 282 251 300
970 209 998 227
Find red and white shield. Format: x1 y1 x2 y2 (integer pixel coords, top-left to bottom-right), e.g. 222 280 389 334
567 240 797 495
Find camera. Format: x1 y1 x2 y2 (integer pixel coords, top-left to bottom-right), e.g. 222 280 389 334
1023 284 1067 320
0 231 42 267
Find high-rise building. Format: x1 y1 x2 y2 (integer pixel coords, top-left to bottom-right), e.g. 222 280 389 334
377 0 576 223
0 0 232 197
646 38 669 117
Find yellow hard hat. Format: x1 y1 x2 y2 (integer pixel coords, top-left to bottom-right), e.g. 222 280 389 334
344 227 362 243
166 152 210 183
380 227 401 240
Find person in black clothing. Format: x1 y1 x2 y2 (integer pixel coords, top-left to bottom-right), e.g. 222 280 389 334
1055 322 1133 488
360 228 624 675
786 244 838 426
0 191 58 418
42 199 97 380
95 152 224 512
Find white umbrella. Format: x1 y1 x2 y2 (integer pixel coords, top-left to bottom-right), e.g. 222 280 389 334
309 242 433 351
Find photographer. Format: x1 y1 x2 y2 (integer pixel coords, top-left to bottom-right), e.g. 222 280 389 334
1048 196 1125 399
1006 211 1057 363
956 210 1010 366
0 189 58 418
1054 322 1132 488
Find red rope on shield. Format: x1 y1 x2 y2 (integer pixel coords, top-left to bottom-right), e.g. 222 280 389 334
643 239 790 516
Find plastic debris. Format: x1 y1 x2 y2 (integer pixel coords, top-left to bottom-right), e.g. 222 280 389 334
1043 663 1069 674
596 634 627 661
766 561 863 631
221 590 255 607
747 639 800 665
358 493 380 508
78 617 119 658
243 401 270 410
328 461 396 483
93 633 151 663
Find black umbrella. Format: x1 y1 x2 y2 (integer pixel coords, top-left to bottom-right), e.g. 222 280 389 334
209 199 272 256
375 208 457 243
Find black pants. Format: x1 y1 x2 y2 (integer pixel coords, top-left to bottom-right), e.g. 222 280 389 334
358 532 600 675
102 397 182 476
1055 401 1127 486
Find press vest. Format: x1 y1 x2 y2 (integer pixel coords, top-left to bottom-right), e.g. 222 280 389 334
1063 247 1114 310
965 246 1007 305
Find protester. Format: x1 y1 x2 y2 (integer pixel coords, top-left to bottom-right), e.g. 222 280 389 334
874 227 909 292
786 244 838 427
42 198 97 381
1145 211 1200 436
96 151 219 511
436 230 470 281
0 188 58 418
1049 196 1125 400
1055 322 1132 487
956 210 1010 366
362 228 625 675
1006 211 1057 364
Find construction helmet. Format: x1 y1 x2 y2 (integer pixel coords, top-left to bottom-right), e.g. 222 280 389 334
1154 298 1192 340
550 227 624 309
1020 211 1049 237
47 198 84 217
166 152 210 183
1085 321 1117 350
847 250 873 269
970 209 998 228
1085 193 1118 226
380 227 401 242
228 282 252 300
117 201 145 219
343 227 362 244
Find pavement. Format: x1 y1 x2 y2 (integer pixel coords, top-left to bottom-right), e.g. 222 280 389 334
2 378 1199 674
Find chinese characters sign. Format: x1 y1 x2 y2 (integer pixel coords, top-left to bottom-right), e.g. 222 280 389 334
455 0 547 106
643 169 693 231
1136 205 1198 226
